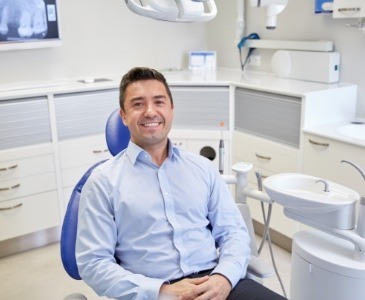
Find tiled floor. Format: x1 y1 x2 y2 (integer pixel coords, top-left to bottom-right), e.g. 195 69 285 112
0 236 291 299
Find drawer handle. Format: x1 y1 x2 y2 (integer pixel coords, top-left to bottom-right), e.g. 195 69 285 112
255 153 271 161
0 202 23 211
92 149 109 154
309 139 329 147
0 164 18 172
0 183 21 192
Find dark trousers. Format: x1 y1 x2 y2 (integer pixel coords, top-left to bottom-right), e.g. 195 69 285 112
228 278 287 300
179 270 287 300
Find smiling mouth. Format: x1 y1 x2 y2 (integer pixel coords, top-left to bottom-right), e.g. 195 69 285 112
141 122 162 127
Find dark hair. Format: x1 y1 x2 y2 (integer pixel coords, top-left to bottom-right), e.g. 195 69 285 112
119 67 173 111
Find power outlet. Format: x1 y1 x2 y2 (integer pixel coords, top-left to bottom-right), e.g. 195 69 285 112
249 55 261 67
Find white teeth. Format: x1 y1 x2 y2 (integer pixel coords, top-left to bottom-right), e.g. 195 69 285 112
143 122 159 127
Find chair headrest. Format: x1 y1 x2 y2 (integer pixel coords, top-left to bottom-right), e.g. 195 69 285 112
105 109 130 156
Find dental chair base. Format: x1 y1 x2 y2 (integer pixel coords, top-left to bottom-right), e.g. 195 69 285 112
290 230 365 300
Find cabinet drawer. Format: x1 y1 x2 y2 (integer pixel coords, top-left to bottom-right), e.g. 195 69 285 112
59 135 111 170
0 154 55 180
0 191 59 241
0 172 56 202
233 131 299 173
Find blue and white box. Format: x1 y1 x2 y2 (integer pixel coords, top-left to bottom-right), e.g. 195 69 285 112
189 51 217 71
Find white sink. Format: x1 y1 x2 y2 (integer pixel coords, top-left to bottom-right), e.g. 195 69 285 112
263 173 359 230
337 123 365 141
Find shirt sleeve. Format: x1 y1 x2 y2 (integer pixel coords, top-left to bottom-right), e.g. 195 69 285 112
75 168 165 300
207 166 252 288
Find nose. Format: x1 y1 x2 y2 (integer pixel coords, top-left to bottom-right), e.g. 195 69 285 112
144 103 157 117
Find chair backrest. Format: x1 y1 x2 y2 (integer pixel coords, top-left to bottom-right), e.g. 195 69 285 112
105 109 130 156
60 109 130 280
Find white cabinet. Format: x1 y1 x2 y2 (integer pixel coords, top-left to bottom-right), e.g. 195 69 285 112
302 133 365 196
0 145 59 241
233 88 301 238
0 96 59 242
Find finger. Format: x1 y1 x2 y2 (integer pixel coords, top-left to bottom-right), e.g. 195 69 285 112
185 275 210 285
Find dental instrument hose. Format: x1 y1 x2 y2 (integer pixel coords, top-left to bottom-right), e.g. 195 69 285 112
255 171 287 298
237 33 260 71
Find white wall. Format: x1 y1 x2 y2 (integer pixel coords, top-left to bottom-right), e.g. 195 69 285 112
208 0 365 117
0 0 207 83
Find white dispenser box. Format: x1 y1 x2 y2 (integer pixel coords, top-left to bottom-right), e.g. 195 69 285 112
271 50 340 83
333 0 365 18
189 51 217 71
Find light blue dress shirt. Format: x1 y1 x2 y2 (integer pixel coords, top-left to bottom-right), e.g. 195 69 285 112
76 140 251 300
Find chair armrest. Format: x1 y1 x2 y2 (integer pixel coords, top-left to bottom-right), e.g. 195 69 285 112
247 255 275 279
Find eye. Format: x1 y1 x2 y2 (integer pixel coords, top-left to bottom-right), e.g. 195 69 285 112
132 102 143 108
155 100 165 106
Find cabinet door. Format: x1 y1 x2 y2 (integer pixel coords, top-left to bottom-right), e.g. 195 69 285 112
235 88 301 148
303 133 365 195
170 86 230 130
54 89 119 140
0 97 51 150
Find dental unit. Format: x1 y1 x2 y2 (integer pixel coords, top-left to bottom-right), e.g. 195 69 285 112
218 125 365 299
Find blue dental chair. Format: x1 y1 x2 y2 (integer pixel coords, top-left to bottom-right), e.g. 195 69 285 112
60 109 274 297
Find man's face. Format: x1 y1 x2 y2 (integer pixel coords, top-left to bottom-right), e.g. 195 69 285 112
120 79 174 149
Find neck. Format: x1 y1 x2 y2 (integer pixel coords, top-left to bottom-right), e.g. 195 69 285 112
145 140 169 167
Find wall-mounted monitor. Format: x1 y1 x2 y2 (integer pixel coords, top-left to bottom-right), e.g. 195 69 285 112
0 0 61 51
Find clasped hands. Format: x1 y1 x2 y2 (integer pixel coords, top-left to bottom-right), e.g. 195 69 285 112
160 273 231 300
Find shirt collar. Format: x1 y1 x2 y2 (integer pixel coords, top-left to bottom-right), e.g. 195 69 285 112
125 139 181 165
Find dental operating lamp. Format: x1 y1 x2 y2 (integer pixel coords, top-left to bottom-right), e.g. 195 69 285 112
124 0 287 29
124 0 217 22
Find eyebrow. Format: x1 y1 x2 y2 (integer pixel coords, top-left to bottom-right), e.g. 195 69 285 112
129 95 167 102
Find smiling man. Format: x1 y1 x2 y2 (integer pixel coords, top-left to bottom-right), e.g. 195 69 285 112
76 67 287 300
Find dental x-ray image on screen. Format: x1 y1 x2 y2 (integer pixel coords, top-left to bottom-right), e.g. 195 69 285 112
0 0 61 50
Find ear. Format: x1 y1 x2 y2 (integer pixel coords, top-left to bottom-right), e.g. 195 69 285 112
119 109 128 126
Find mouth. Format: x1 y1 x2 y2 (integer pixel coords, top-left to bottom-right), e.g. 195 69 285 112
140 121 162 128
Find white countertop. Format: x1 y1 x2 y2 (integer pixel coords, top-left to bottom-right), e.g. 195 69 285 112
303 120 365 148
0 68 353 101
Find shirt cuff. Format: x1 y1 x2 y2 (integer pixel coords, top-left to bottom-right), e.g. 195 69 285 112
137 277 166 300
211 260 245 288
